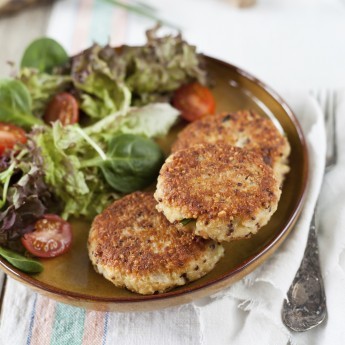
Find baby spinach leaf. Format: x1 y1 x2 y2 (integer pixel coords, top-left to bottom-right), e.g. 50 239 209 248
0 79 43 129
0 246 43 273
21 38 69 73
99 134 164 194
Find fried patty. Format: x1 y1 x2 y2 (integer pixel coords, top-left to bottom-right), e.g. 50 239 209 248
172 110 290 184
88 192 224 295
154 143 281 242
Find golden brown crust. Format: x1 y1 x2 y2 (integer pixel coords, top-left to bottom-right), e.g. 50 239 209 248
89 192 219 276
171 110 290 171
155 143 281 241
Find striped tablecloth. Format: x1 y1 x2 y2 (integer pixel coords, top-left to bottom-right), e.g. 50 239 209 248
1 1 345 344
46 0 130 54
0 277 199 344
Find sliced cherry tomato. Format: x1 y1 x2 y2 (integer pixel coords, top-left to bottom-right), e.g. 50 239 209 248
44 92 79 126
21 214 72 258
172 82 216 122
0 123 27 156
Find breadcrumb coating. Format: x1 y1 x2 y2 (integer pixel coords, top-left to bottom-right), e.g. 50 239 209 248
88 192 224 295
155 143 281 242
172 110 290 184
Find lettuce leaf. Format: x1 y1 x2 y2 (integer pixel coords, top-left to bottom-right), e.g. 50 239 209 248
84 103 180 140
18 68 72 118
29 102 179 219
69 27 207 111
12 27 206 130
126 27 207 103
0 140 57 245
115 103 180 138
71 44 131 119
31 124 120 219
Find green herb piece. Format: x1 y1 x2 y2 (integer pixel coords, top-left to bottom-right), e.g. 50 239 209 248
21 38 69 73
0 246 43 273
180 218 194 226
0 79 43 129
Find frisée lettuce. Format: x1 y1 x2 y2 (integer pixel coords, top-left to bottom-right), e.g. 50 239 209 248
18 68 72 118
30 103 179 219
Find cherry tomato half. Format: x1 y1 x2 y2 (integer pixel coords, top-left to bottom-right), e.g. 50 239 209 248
21 214 72 258
44 92 79 126
172 82 216 122
0 122 27 156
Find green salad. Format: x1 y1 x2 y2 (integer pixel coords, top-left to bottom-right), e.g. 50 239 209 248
0 27 209 271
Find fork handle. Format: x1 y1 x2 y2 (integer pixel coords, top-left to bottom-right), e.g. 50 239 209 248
282 210 327 331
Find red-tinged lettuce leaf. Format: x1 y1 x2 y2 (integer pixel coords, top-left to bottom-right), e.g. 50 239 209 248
0 196 45 243
0 139 59 245
30 123 120 219
71 44 131 119
18 68 72 118
125 26 208 102
0 155 10 173
69 26 207 115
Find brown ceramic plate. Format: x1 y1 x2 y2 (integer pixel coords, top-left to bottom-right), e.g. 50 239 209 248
0 56 308 312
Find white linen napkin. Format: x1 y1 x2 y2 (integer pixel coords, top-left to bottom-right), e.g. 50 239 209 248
194 93 320 344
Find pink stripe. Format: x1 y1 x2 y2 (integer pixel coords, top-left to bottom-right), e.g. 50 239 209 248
30 296 57 345
71 0 94 54
82 311 106 345
110 4 128 47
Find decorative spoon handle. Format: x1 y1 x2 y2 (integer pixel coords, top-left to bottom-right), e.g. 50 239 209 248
282 211 327 331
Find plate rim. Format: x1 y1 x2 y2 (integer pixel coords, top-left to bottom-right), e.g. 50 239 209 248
0 55 309 305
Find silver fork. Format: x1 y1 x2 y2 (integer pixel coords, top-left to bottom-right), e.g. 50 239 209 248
281 89 338 332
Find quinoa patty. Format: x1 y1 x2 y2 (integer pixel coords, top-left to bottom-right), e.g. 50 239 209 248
154 143 281 242
172 110 290 184
88 192 224 295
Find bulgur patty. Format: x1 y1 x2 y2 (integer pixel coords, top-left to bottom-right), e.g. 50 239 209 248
154 143 281 242
88 192 224 295
172 110 290 184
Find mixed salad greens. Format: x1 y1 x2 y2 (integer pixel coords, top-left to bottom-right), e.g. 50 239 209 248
0 27 215 272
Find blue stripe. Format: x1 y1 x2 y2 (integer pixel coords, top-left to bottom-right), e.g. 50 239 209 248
89 1 114 46
102 312 109 345
26 294 38 345
50 303 86 345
